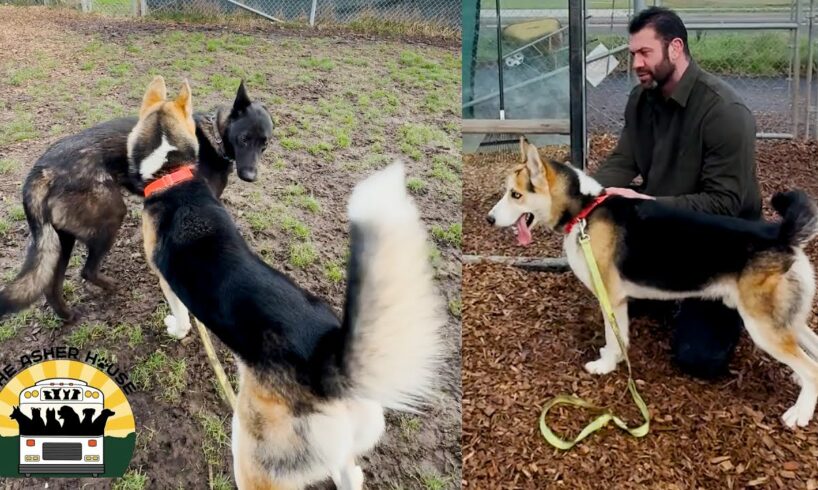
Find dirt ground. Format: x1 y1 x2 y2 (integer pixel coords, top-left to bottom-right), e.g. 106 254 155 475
463 136 818 488
0 6 460 489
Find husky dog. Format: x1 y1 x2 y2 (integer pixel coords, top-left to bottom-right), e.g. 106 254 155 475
131 76 444 489
0 81 273 322
488 137 818 429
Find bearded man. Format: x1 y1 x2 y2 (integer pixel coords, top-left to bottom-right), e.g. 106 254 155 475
592 7 762 379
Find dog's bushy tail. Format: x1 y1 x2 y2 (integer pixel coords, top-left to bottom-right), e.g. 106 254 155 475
773 190 818 247
339 162 444 411
0 174 61 318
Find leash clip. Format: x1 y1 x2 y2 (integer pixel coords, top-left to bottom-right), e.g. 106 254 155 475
578 218 589 241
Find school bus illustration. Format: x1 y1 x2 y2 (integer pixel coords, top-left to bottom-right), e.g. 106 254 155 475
12 378 112 476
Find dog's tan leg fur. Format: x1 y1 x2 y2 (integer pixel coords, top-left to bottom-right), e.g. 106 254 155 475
738 259 818 427
233 363 302 490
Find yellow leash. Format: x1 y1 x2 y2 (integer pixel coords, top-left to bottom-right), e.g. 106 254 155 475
539 219 650 450
193 317 237 410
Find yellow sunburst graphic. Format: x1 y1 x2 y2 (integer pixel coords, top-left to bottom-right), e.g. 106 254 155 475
0 360 135 437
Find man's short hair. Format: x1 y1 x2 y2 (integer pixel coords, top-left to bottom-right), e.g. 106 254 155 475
629 6 690 56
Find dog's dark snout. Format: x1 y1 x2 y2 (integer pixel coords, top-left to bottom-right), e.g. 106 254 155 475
486 214 495 225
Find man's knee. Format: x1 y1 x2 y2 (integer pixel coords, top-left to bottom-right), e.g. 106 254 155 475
671 300 742 379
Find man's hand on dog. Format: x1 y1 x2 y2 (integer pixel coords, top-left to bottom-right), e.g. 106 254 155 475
606 187 655 200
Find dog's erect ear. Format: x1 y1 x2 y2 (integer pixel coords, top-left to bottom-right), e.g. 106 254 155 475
140 76 167 119
231 80 252 116
525 143 544 179
519 136 529 163
174 79 193 119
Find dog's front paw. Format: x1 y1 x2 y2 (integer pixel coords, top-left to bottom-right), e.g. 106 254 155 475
783 403 814 428
584 357 618 375
164 315 191 339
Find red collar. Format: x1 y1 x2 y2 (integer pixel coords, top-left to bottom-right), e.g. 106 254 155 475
144 165 196 198
564 193 611 234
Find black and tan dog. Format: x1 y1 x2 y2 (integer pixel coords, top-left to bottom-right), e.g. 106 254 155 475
488 138 818 429
0 81 272 322
131 77 444 489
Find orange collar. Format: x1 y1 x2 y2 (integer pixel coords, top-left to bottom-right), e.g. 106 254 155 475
564 193 611 234
144 165 196 198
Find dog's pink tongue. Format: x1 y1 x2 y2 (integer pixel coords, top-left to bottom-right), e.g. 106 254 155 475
516 215 532 246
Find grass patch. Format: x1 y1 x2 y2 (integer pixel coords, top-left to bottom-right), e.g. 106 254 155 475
430 155 460 184
279 137 304 151
0 114 37 146
289 242 317 268
406 177 427 194
448 299 461 318
280 215 310 239
307 141 334 161
431 223 462 248
66 323 106 349
6 66 46 86
298 56 334 71
0 219 10 238
9 205 26 222
212 473 233 490
345 17 459 41
284 184 321 213
131 350 170 390
36 310 62 331
198 411 230 467
427 242 443 270
0 311 32 343
245 210 276 232
109 323 143 348
399 123 451 160
113 469 148 490
108 62 132 77
61 280 77 303
418 472 452 490
392 50 459 89
0 158 18 174
208 73 241 98
88 348 117 365
399 415 421 439
324 261 344 283
162 358 187 402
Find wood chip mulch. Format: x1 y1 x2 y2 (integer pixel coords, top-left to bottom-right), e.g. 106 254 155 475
463 136 818 489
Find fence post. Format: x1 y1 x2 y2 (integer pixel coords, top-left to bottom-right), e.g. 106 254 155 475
794 0 802 137
569 0 587 169
309 0 317 26
807 0 815 137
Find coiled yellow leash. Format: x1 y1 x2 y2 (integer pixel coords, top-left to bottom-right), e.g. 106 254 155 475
539 219 650 450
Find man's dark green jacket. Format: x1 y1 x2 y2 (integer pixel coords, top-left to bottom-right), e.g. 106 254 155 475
594 60 761 219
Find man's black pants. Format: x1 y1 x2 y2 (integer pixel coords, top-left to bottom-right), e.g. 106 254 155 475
630 298 743 379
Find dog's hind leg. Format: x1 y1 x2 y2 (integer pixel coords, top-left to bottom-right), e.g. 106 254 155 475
45 230 76 322
585 301 630 375
330 399 384 490
332 461 364 490
742 315 818 428
79 194 126 291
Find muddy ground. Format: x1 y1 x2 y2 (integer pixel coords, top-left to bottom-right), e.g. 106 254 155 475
0 6 461 489
463 136 818 489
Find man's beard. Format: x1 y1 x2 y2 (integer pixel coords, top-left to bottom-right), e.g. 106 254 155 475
636 47 675 89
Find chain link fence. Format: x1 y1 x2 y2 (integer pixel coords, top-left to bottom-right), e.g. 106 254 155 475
587 26 804 138
5 0 459 26
585 1 818 140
